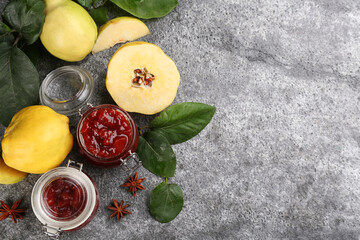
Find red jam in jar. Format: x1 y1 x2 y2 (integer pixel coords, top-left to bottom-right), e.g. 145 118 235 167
77 104 139 168
43 177 86 220
31 161 99 236
80 108 131 158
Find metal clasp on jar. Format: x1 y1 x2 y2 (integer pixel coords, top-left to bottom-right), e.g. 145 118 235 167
66 159 83 172
77 103 94 117
119 151 142 176
43 224 61 239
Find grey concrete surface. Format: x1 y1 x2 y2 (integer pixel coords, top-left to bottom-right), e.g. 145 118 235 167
1 0 360 239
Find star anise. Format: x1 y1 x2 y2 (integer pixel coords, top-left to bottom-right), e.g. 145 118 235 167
121 172 145 196
0 199 26 224
107 199 131 220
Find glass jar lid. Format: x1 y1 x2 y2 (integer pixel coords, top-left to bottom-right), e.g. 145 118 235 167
39 66 94 116
31 160 98 234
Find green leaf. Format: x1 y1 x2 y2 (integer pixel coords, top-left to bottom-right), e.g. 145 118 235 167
77 0 92 8
110 0 178 19
92 0 103 6
2 0 45 45
150 182 183 223
90 6 108 24
137 132 176 177
150 102 216 144
0 42 39 126
0 22 14 43
1 22 11 32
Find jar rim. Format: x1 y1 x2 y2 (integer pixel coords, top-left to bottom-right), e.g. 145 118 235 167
31 166 97 231
41 177 87 221
76 104 138 164
39 66 94 116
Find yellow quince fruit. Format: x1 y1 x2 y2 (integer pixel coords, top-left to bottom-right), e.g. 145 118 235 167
106 42 180 115
41 0 97 62
2 106 73 174
0 157 27 184
92 16 150 54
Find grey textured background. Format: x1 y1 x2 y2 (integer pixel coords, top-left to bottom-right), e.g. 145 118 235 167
1 0 360 239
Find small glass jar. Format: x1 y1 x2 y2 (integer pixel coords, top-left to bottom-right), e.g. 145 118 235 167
77 104 139 169
31 160 99 238
39 66 94 116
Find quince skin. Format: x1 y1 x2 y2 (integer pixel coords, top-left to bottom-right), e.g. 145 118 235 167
41 0 97 62
0 158 27 184
2 106 73 174
92 16 150 54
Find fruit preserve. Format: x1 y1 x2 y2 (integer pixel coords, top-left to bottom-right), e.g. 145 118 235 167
32 160 99 238
77 104 139 168
43 177 86 220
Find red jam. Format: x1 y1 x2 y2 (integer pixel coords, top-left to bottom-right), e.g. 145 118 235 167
80 108 132 158
43 177 86 220
77 105 139 168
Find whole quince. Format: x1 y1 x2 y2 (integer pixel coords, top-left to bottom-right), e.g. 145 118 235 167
2 106 73 174
41 0 97 62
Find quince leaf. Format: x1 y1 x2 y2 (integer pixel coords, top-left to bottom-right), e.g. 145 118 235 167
77 0 92 8
0 22 14 43
110 0 178 19
90 7 108 24
2 0 45 45
137 132 176 178
150 182 183 223
150 102 216 144
0 42 39 126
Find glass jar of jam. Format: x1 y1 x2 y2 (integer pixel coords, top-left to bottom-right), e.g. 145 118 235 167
32 160 99 238
77 104 140 171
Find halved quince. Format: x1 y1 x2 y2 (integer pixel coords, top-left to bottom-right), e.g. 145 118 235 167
92 17 150 54
106 42 180 115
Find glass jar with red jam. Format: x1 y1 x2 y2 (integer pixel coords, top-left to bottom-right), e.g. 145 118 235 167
31 160 99 238
77 104 140 171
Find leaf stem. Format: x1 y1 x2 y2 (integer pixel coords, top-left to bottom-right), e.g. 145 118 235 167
101 0 108 6
13 33 22 47
165 178 168 184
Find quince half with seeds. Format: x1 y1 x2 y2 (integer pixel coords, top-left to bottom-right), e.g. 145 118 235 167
92 16 150 54
106 42 180 115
